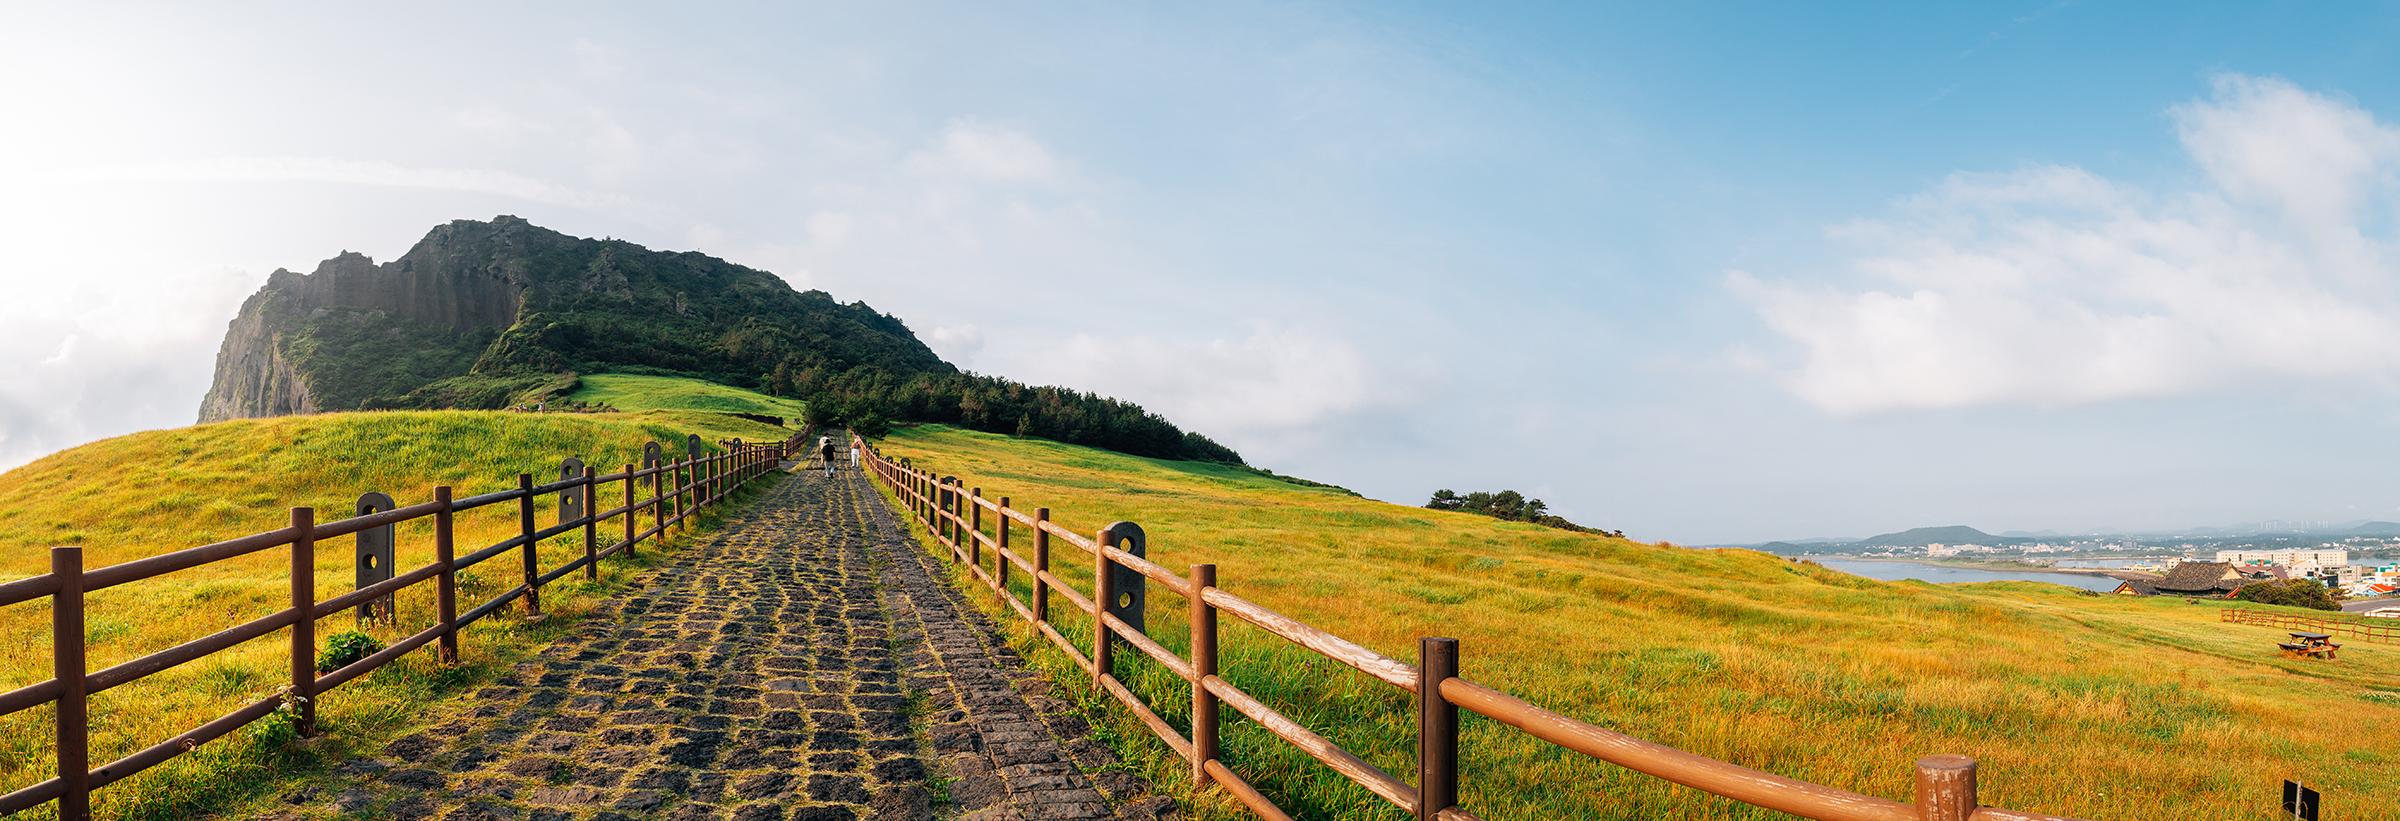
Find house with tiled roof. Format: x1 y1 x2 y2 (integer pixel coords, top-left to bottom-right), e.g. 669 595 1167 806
2110 578 2157 596
2150 561 2246 597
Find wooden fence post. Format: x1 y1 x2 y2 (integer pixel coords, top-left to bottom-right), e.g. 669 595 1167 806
675 458 689 526
290 507 318 736
622 464 637 557
1190 563 1219 785
945 480 959 552
671 457 686 530
1093 527 1114 690
434 487 458 664
934 478 948 548
53 546 88 820
517 474 541 618
1418 636 1458 821
970 488 984 569
997 497 1011 591
1914 755 1977 821
651 459 665 541
581 466 599 580
1034 508 1051 624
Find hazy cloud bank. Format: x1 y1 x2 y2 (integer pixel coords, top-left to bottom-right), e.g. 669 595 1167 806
1734 75 2400 414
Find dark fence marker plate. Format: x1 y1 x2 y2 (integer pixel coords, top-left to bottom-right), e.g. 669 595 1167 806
2283 780 2319 821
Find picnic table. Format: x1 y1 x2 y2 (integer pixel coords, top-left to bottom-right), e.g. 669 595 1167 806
2279 631 2341 660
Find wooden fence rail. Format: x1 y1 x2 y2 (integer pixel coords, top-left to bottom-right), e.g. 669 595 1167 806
855 435 2089 821
0 431 807 818
2220 608 2400 643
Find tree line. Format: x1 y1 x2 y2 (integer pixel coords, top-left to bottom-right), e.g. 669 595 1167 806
769 361 1244 465
1426 489 1622 538
2231 578 2342 611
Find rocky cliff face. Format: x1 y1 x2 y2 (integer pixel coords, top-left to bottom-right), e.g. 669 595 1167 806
198 216 951 422
196 289 320 422
196 226 530 422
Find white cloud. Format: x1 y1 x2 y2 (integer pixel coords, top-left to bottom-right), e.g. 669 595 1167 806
571 38 626 81
805 210 855 246
0 265 260 470
65 156 630 210
1732 75 2400 414
2174 74 2400 235
1007 327 1417 444
580 114 644 184
926 324 985 364
905 120 1062 184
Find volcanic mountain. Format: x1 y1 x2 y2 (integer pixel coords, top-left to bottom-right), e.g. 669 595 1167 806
199 215 951 420
198 216 1239 463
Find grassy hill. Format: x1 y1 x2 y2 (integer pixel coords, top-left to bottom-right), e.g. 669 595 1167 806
0 406 790 819
9 373 2394 820
869 424 2400 820
566 372 810 420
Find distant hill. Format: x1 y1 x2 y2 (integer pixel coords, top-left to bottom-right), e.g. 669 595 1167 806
1853 525 2014 547
2338 521 2400 537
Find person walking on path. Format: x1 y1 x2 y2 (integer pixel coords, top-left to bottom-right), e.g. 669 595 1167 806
820 437 838 476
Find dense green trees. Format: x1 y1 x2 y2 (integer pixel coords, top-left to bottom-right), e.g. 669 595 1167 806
1427 488 1621 537
2232 578 2341 611
777 363 1243 464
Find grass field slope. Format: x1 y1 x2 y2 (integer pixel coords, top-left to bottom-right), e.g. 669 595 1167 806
0 404 791 819
565 372 809 420
871 424 2400 820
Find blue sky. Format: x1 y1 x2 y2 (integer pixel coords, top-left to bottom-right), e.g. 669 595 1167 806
8 2 2400 543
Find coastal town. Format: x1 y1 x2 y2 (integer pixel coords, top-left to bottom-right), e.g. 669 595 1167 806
1845 540 2400 615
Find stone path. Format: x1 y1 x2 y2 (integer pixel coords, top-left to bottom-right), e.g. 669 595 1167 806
274 461 1169 820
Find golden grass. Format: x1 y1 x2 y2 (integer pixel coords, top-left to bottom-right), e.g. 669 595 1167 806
872 424 2400 820
0 408 791 819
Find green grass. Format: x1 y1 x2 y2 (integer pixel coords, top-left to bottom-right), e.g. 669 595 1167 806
872 424 2400 821
565 372 808 420
0 404 791 819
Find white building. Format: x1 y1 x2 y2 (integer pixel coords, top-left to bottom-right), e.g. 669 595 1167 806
2214 549 2347 573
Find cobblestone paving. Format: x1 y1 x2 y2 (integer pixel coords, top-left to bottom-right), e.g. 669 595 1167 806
859 471 1173 821
274 463 1167 820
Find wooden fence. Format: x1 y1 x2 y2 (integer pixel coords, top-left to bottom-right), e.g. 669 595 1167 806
857 435 2088 821
2220 608 2400 643
0 432 805 818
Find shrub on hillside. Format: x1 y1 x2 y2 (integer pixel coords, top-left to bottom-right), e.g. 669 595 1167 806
317 630 386 673
1428 488 1624 537
2232 578 2340 611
